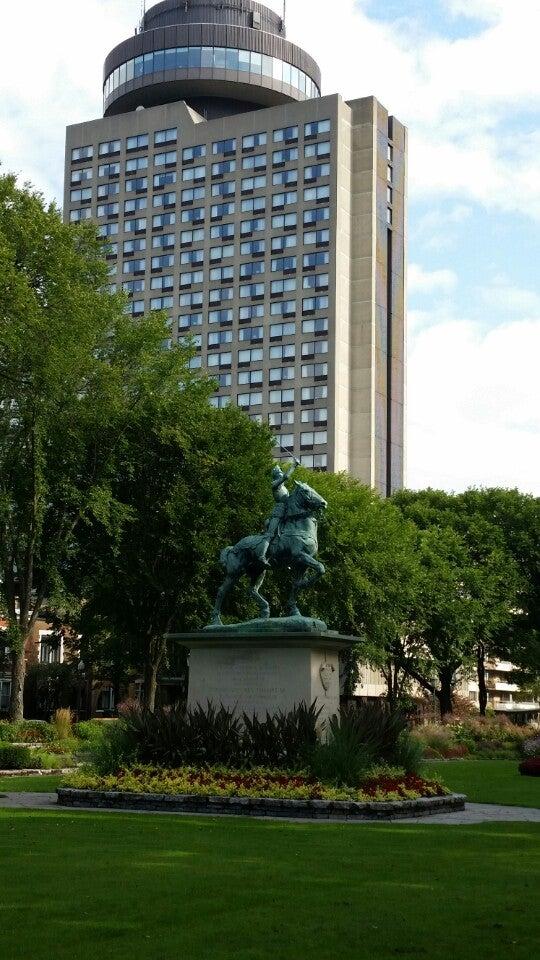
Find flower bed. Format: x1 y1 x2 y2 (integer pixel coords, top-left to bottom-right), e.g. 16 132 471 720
63 766 449 803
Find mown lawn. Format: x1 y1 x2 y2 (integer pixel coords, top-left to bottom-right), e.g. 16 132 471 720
0 775 62 793
427 759 540 807
0 809 539 960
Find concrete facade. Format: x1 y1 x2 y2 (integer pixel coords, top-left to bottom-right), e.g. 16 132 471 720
64 0 406 492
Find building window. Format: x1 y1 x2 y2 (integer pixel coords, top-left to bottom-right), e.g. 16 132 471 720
304 228 330 246
152 213 176 228
211 201 235 219
155 151 177 167
241 175 267 193
209 308 233 325
180 227 205 244
209 243 233 261
96 687 115 713
238 347 263 364
273 147 298 166
210 223 235 240
99 139 121 157
127 134 149 151
273 169 298 186
213 138 236 156
70 208 92 222
70 188 92 203
240 239 265 256
210 395 231 409
269 410 295 427
239 326 264 343
239 304 264 323
153 191 177 208
304 163 330 183
270 343 295 360
301 363 328 378
150 295 174 310
208 351 233 368
182 166 205 183
98 162 120 178
240 261 265 278
240 217 266 235
238 369 263 386
212 159 236 177
272 256 297 274
39 632 63 664
304 185 330 203
72 145 93 162
269 388 294 405
212 180 236 197
71 167 93 185
304 141 331 159
270 301 296 319
301 407 327 425
124 198 147 215
181 207 205 223
183 144 206 163
242 154 267 171
179 292 203 309
237 392 262 408
152 233 175 249
273 125 299 144
305 119 331 139
154 172 177 189
0 679 11 712
270 321 296 338
155 128 177 146
126 156 148 173
304 207 330 225
300 453 327 470
301 385 328 403
178 312 203 329
242 132 267 151
239 283 265 300
181 248 204 265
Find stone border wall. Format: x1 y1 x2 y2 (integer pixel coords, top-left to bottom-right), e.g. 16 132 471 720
57 788 466 820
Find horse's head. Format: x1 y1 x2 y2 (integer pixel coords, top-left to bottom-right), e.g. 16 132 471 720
292 480 328 515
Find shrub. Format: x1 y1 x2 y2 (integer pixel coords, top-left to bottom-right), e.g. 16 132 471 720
412 724 454 755
0 744 40 770
242 702 321 767
522 736 540 759
75 719 115 742
308 712 376 787
519 758 540 777
52 709 73 741
85 722 138 776
392 731 425 774
0 720 53 744
32 750 70 770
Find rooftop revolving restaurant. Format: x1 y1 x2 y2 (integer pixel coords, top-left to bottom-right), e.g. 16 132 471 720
103 0 322 119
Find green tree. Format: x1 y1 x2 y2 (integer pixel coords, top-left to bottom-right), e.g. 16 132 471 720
72 403 274 710
0 173 210 719
394 489 523 715
293 472 420 696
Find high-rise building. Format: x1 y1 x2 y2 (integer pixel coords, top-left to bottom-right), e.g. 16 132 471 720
64 0 406 493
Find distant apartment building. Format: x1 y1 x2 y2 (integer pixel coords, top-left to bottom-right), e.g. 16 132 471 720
64 0 406 494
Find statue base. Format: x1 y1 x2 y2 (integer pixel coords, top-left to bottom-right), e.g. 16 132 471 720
203 615 328 635
168 629 355 728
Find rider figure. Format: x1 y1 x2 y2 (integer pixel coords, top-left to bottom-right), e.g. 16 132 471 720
258 458 300 567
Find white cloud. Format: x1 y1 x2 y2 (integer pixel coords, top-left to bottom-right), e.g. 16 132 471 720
408 264 458 295
407 315 540 493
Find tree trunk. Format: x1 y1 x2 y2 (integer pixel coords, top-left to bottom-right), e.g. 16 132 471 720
436 668 454 718
477 642 488 717
9 649 26 722
142 636 166 712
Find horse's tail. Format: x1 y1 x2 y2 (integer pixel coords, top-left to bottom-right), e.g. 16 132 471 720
220 546 234 569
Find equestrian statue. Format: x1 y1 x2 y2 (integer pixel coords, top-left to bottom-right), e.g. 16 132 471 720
208 459 328 626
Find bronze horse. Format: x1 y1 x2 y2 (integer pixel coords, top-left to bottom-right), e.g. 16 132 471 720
209 480 327 624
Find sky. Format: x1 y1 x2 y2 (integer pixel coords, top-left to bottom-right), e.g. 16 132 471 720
0 0 539 494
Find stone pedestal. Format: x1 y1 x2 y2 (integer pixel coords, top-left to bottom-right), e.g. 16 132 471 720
170 631 354 727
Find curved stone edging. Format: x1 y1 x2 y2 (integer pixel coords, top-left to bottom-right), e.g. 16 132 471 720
0 767 76 777
57 788 466 820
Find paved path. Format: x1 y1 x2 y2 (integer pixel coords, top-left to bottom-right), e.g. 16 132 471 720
1 791 540 824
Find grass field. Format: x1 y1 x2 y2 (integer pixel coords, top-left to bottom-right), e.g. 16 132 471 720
0 809 539 960
427 759 540 807
0 775 62 793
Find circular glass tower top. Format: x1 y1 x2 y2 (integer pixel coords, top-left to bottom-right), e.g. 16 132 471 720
103 0 322 119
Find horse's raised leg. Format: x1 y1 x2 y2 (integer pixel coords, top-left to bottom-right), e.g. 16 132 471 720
287 556 325 617
210 573 240 625
249 570 270 620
